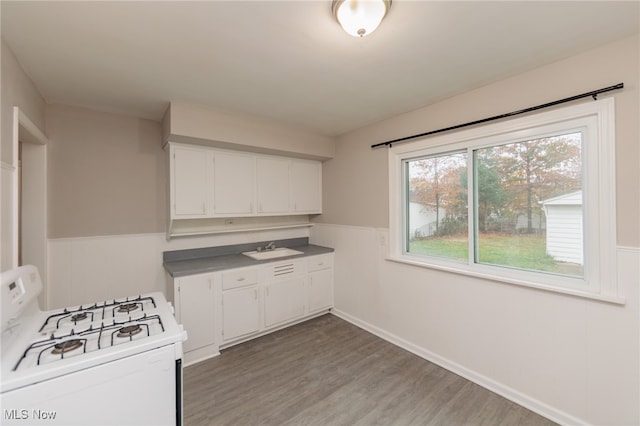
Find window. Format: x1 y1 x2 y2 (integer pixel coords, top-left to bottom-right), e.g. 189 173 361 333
406 151 468 261
389 99 619 302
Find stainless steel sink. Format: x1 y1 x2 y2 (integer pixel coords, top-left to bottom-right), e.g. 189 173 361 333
242 247 304 260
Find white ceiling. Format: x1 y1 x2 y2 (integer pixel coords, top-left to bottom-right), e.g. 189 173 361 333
2 1 638 137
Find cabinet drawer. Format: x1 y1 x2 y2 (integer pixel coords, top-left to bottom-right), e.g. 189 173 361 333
308 254 333 272
222 268 258 290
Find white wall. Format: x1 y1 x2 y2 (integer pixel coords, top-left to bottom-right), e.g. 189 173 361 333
165 101 336 160
47 227 309 309
311 223 639 425
1 40 46 271
315 35 639 425
317 35 640 249
45 104 165 238
0 41 45 164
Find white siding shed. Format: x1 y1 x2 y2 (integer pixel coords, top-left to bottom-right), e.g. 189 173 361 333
541 191 583 265
408 202 446 238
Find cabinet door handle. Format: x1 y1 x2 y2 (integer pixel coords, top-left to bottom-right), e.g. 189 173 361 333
202 202 206 214
254 289 258 300
237 277 245 282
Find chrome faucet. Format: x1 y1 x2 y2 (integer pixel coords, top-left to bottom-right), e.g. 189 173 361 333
265 242 276 251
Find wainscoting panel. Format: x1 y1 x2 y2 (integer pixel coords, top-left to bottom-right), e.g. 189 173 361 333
47 227 308 309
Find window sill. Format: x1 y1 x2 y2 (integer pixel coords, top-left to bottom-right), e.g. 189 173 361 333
386 256 626 305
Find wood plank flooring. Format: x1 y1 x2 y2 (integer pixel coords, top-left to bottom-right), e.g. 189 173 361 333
183 314 557 426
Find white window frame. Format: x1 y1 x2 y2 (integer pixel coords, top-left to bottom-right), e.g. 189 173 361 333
388 98 621 303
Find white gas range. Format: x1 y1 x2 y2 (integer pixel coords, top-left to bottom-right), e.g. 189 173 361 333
0 265 187 425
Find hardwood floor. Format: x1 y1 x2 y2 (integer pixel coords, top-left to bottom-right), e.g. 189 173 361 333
183 314 557 426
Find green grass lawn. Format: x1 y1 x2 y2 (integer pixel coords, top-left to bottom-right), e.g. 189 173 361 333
409 233 580 275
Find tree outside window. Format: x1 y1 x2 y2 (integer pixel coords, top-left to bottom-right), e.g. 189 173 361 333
406 132 583 277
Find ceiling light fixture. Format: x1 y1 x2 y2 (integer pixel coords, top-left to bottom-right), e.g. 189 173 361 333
332 0 392 38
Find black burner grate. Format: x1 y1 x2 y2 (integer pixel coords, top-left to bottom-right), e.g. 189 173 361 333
39 295 156 332
14 305 165 371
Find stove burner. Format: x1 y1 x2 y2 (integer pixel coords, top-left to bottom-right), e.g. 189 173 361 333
117 303 139 313
51 339 83 355
117 325 142 338
71 312 88 322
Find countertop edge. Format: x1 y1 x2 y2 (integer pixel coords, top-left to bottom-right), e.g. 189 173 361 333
164 244 334 278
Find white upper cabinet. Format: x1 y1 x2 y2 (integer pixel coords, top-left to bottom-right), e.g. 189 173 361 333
213 151 255 216
290 160 322 214
168 142 322 226
171 145 213 218
256 157 290 215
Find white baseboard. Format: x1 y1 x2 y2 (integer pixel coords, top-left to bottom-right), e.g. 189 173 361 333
330 309 587 426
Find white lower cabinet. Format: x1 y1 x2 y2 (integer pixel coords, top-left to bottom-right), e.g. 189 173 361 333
222 285 260 342
174 252 334 359
221 267 260 343
308 254 334 313
172 272 218 365
221 254 334 347
264 277 306 327
309 268 333 313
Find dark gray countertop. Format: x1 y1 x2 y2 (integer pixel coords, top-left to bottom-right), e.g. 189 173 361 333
163 238 334 277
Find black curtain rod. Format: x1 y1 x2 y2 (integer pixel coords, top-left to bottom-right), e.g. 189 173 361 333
371 83 624 149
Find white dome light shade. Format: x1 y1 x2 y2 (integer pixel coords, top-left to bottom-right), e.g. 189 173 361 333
332 0 391 37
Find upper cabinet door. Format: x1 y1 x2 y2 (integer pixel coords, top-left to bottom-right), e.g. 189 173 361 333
290 160 322 214
169 143 323 233
213 152 255 215
172 145 211 218
256 157 290 215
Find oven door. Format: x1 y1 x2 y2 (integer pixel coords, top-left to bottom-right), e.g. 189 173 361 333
1 345 179 426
